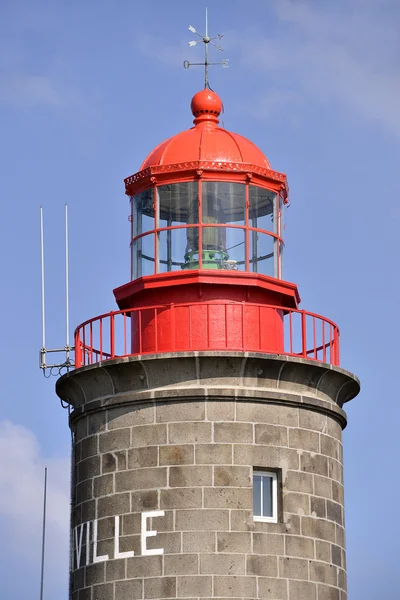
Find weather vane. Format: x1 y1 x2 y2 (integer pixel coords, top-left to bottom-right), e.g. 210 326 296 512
183 7 229 89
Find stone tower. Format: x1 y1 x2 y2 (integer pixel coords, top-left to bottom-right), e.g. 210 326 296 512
57 88 359 600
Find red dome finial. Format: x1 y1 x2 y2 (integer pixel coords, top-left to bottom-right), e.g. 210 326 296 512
191 89 222 126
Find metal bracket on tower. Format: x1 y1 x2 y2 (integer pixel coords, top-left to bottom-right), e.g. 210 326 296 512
184 7 229 89
39 205 75 377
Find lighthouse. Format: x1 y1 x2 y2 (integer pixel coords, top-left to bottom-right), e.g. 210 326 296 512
56 84 359 600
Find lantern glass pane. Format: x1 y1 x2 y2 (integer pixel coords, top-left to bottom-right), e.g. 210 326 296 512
133 189 154 236
134 233 155 278
250 231 275 276
158 227 199 273
249 186 275 232
202 182 246 225
201 227 245 271
158 182 198 227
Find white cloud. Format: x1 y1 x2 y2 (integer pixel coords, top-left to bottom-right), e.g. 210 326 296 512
0 421 70 580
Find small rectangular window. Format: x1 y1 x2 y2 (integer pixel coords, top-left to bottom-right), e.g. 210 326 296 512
253 470 278 523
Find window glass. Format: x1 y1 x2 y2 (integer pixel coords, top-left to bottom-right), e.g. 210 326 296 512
262 476 273 517
202 182 245 225
249 186 276 232
133 189 154 237
158 182 198 228
250 231 275 276
158 227 199 272
134 233 154 278
202 227 245 271
253 470 277 522
253 475 262 516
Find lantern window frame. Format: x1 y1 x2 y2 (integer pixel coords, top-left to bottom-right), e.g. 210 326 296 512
129 172 286 281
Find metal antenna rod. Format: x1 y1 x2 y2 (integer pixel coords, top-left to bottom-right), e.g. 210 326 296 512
205 7 209 88
39 467 48 600
40 207 46 351
65 204 70 360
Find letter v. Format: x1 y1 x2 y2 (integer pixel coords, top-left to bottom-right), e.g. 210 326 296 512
74 523 85 569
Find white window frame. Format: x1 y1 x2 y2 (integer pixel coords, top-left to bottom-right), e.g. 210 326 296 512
253 469 278 523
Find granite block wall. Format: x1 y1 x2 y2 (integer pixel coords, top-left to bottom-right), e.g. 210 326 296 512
56 352 359 600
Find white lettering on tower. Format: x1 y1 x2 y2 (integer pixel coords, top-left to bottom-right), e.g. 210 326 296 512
114 516 135 559
92 519 109 563
72 510 166 569
74 523 85 569
141 510 165 556
86 520 90 565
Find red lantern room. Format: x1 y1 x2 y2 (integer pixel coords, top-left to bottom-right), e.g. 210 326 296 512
74 88 339 368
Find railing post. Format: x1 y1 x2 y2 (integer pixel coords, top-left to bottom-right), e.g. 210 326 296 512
74 329 82 369
301 311 307 358
99 318 103 362
110 312 115 359
82 328 86 366
334 327 340 366
90 322 93 365
123 312 127 356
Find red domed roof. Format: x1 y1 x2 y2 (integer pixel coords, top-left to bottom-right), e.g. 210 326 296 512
140 89 271 171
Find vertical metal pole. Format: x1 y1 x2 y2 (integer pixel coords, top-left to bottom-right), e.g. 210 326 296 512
153 187 158 275
245 184 249 271
40 207 46 350
110 312 115 359
251 218 257 273
123 312 127 356
167 219 172 272
301 311 307 358
198 180 203 269
130 196 134 280
205 7 209 88
65 204 70 365
40 467 47 600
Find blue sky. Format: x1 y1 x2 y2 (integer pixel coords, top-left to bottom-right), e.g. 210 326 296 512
0 0 399 598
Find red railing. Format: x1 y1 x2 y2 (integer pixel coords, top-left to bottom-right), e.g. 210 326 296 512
74 303 340 368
